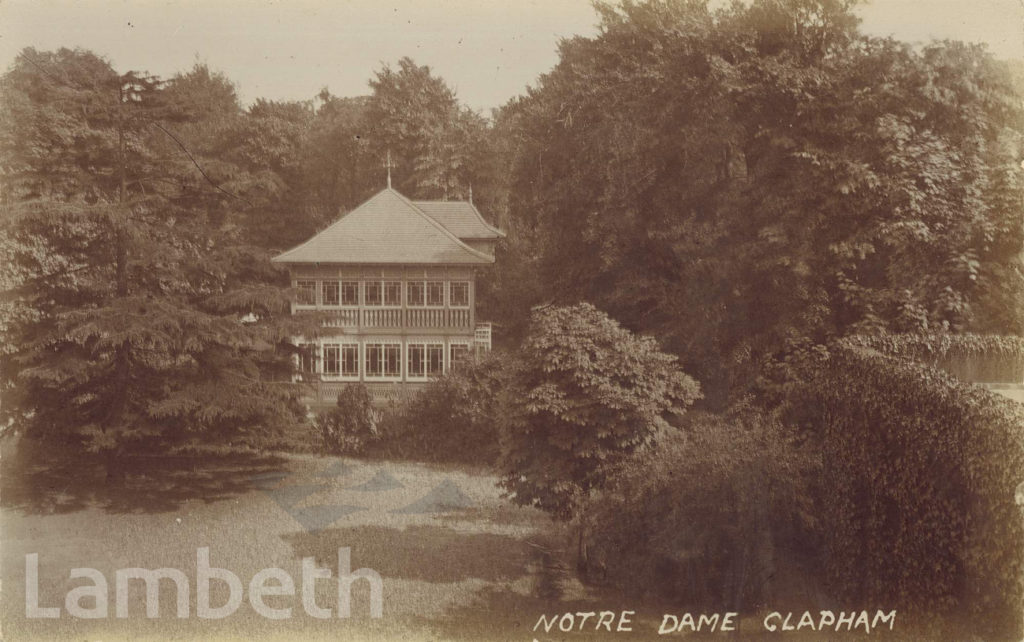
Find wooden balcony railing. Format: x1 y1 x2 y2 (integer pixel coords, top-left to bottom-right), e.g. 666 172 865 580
318 307 472 330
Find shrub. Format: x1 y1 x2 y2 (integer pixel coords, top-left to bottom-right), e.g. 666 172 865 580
500 303 702 519
581 406 815 609
369 351 507 465
792 338 1024 638
316 383 380 455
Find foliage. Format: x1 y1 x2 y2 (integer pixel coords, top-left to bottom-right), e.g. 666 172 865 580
0 48 306 459
371 351 507 465
498 0 1024 406
581 406 816 609
316 384 380 455
366 57 497 205
499 303 701 519
791 340 1024 638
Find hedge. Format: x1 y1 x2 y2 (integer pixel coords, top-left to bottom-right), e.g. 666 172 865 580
795 339 1024 638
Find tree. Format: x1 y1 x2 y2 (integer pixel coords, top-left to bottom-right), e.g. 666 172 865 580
500 0 1024 406
366 57 496 203
0 48 307 468
499 303 701 520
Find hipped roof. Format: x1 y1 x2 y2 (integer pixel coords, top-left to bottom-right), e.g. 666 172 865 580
271 188 498 265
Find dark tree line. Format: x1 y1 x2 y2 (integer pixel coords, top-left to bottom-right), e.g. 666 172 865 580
3 0 1023 454
490 0 1024 406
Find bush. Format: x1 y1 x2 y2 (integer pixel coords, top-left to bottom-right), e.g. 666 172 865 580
792 338 1024 638
316 384 380 455
368 352 507 465
581 406 815 609
500 303 702 519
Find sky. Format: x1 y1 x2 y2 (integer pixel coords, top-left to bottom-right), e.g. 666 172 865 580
1 0 1022 112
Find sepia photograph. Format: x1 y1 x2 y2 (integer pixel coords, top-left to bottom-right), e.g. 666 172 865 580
1 0 1023 640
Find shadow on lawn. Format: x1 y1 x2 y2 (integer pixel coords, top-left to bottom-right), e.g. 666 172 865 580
282 522 607 640
283 524 555 584
1 435 289 515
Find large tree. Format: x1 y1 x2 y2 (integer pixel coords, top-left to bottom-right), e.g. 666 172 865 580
0 48 307 464
500 0 1024 405
366 57 499 206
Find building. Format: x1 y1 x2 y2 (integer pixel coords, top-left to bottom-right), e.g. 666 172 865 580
271 185 503 404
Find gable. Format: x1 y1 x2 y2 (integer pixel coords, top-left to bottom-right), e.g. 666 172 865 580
271 189 494 265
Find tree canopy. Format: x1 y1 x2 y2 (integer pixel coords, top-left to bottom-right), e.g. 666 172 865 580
0 48 307 458
497 0 1024 405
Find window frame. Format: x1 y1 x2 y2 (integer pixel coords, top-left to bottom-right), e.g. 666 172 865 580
407 343 426 379
383 281 402 307
323 343 341 376
298 343 318 379
426 344 444 377
449 281 470 308
322 281 340 307
406 281 425 307
340 281 360 306
365 342 402 380
426 281 445 307
295 279 317 306
341 344 359 378
364 280 383 307
448 342 471 372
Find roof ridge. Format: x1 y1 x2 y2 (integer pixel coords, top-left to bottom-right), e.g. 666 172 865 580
387 189 495 262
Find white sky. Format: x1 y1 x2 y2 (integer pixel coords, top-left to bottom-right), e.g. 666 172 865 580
1 0 1022 112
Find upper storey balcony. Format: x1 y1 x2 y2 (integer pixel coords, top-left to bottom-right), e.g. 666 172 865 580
292 277 475 331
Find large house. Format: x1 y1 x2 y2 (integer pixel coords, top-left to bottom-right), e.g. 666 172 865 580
271 185 503 404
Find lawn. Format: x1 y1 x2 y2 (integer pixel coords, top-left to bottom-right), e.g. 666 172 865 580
0 434 658 642
2 435 932 641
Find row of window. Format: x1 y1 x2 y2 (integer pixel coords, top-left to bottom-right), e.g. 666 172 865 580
295 279 470 308
298 341 471 380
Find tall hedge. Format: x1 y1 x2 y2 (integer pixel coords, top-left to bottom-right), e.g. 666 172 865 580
795 340 1024 638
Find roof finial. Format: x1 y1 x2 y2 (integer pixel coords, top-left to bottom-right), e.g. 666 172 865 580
468 183 473 204
384 149 394 189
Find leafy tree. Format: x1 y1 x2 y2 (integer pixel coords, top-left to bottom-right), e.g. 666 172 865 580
499 303 701 519
366 57 497 204
0 48 306 469
501 0 1024 406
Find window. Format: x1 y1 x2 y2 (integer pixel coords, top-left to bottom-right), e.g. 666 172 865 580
366 344 383 377
322 281 339 306
408 343 443 378
407 281 425 306
426 344 444 376
323 344 340 376
449 281 470 307
299 343 317 376
341 345 359 377
364 281 382 306
296 280 317 305
365 343 401 378
450 343 470 370
426 281 444 306
341 281 359 306
384 281 402 306
384 344 401 377
408 344 425 378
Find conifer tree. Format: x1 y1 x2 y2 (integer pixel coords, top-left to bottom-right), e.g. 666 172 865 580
0 48 310 466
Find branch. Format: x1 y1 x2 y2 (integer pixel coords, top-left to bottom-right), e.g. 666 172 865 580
149 122 254 207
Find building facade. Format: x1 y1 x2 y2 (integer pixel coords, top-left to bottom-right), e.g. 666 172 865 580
271 187 502 403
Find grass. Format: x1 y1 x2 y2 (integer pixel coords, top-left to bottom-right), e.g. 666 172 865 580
1 434 980 641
